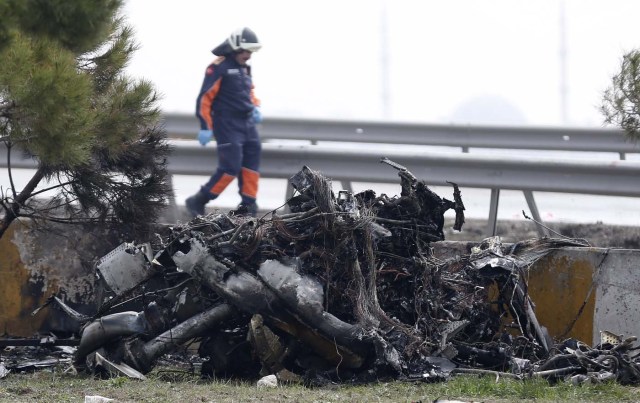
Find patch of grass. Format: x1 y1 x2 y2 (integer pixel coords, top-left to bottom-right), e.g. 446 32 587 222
412 375 640 402
1 370 640 402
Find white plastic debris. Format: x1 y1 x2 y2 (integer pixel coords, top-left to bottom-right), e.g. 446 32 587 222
257 374 278 388
84 396 115 403
0 363 9 379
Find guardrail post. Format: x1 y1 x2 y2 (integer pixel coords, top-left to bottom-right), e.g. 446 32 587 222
341 181 353 193
487 189 500 236
523 190 549 237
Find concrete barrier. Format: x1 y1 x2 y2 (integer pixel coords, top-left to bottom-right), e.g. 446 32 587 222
2 221 639 346
0 220 119 336
434 242 640 346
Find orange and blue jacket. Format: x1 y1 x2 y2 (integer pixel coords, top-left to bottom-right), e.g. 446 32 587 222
195 56 261 130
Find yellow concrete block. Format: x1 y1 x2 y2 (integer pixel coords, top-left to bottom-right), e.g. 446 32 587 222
0 221 48 335
0 220 99 336
527 254 596 343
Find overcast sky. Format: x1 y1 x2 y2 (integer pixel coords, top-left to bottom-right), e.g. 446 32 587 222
122 0 640 127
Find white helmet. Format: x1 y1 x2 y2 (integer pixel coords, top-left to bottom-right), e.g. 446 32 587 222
212 27 262 56
228 27 262 52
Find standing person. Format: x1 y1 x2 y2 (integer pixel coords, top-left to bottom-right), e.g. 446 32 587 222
186 27 263 217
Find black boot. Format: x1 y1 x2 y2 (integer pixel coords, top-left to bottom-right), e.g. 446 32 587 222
233 201 258 217
185 192 209 217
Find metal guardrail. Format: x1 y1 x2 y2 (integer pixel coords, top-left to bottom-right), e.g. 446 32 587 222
162 113 639 157
162 113 640 235
167 141 640 235
3 116 640 235
167 142 640 196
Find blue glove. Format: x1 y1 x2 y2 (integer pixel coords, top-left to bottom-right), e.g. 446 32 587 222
252 107 263 124
197 129 213 146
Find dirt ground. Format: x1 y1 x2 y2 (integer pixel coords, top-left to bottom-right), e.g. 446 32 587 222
443 217 640 249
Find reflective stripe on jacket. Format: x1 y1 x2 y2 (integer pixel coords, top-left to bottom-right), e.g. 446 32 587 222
195 56 260 130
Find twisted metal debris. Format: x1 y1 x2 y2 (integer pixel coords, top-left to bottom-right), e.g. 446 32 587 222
3 160 640 386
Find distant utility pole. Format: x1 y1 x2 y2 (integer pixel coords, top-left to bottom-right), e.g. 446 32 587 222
559 0 568 124
380 0 390 119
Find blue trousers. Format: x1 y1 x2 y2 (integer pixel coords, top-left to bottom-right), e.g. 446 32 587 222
200 115 261 205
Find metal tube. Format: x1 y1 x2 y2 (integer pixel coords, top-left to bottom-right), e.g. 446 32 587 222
74 311 148 366
141 303 235 361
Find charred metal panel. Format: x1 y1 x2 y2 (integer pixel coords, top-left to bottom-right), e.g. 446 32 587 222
96 242 154 296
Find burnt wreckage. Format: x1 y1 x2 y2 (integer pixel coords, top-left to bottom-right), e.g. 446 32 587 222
9 160 640 385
